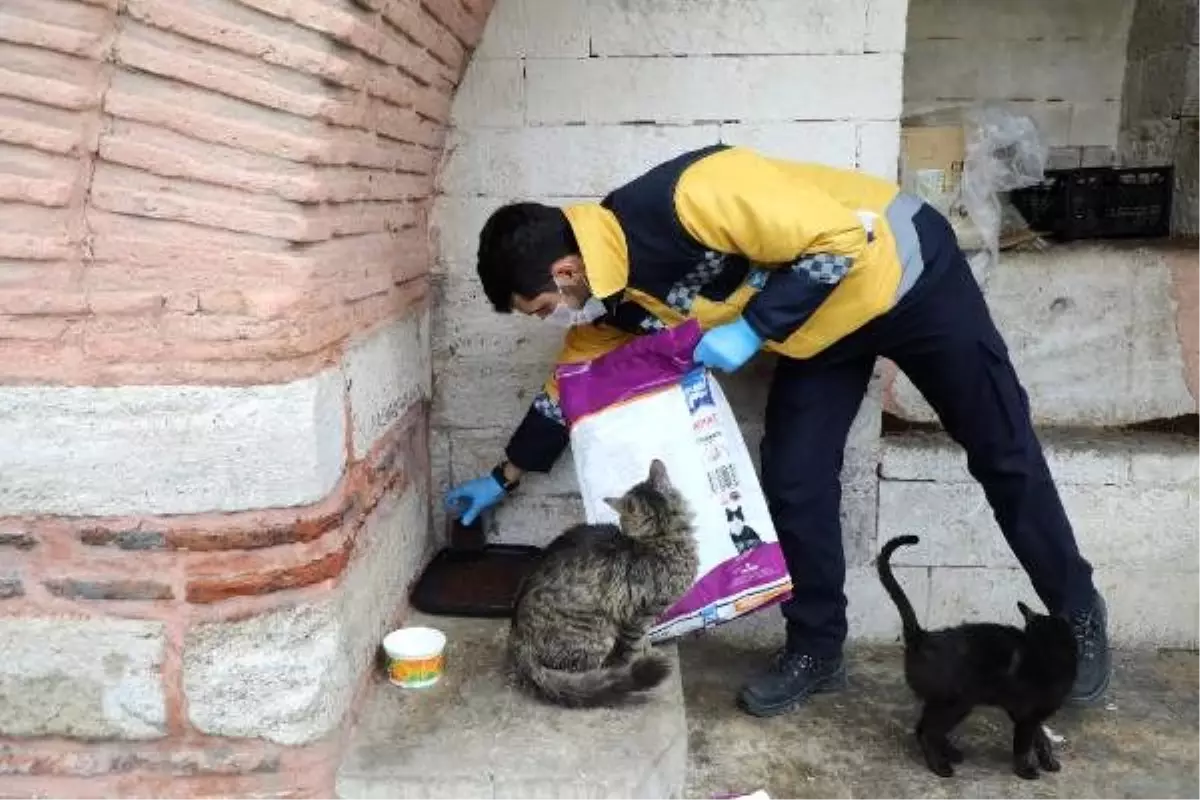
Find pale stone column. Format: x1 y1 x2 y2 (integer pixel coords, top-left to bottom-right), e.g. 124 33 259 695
0 0 493 795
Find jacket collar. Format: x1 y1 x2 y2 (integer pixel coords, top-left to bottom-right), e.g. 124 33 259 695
562 203 629 300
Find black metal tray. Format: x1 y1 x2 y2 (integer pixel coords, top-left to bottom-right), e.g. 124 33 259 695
409 544 543 618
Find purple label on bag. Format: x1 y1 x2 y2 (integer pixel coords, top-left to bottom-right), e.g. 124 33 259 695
659 541 791 620
556 320 703 424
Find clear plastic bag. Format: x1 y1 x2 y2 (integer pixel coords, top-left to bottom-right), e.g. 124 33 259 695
960 104 1048 266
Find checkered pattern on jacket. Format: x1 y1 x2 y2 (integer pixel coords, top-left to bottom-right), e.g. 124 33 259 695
664 251 727 314
638 315 668 333
791 252 852 284
532 389 565 425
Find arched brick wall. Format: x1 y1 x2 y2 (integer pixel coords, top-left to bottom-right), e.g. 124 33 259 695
0 0 493 796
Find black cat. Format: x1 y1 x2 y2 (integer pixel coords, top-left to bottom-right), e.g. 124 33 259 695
726 506 763 554
877 535 1078 780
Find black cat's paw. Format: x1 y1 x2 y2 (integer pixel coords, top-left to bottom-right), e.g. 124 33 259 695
1038 751 1061 772
942 742 965 764
1013 760 1040 780
1035 731 1061 772
920 744 955 778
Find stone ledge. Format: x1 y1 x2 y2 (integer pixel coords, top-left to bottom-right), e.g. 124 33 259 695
335 615 688 799
884 239 1199 427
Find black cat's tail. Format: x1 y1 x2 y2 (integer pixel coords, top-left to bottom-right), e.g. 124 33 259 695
510 638 671 709
877 535 924 643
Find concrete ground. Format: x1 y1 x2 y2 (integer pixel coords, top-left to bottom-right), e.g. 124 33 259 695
680 638 1199 799
337 615 689 798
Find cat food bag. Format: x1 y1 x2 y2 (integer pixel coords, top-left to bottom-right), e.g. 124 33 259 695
556 320 792 642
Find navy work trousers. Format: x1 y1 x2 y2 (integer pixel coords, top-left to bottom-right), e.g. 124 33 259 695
761 203 1097 657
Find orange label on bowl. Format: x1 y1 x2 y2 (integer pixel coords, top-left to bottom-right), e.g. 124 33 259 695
389 654 444 685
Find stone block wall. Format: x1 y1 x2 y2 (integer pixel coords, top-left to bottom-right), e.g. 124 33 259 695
892 1 1198 650
0 0 492 796
880 430 1197 645
880 240 1198 648
904 0 1136 166
431 0 907 574
434 0 1197 653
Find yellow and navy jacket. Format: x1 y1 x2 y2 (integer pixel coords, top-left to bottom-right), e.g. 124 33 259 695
506 144 927 473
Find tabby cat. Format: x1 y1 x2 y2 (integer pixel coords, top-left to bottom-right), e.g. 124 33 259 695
508 459 698 707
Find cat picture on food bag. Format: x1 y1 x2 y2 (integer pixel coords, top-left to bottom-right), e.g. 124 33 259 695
726 505 764 554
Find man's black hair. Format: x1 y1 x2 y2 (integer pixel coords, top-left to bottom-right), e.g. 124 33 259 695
476 202 578 313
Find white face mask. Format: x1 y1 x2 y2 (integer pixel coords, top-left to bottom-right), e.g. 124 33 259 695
543 295 607 328
542 277 606 328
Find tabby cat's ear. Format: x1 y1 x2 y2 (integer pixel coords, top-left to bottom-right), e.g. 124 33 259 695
603 497 621 513
647 459 670 490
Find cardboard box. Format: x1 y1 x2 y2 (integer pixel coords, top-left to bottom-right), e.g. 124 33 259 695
900 125 965 214
900 123 986 249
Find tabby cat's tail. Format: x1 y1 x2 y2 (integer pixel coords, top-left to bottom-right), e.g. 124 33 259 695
510 638 671 708
877 535 924 644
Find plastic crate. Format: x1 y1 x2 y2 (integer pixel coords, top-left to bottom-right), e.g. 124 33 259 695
1008 170 1068 234
1010 166 1174 240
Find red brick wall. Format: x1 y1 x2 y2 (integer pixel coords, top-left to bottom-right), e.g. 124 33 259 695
0 0 490 387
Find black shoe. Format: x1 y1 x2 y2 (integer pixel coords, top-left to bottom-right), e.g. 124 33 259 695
737 649 846 718
1067 591 1112 706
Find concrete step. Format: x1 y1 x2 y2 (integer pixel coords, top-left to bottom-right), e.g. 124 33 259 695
335 614 688 799
877 429 1198 648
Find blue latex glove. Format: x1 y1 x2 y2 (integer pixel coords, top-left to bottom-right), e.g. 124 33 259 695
444 473 506 526
693 317 763 373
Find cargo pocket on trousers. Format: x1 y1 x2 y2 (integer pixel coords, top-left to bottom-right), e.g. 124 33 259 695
977 337 1031 442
